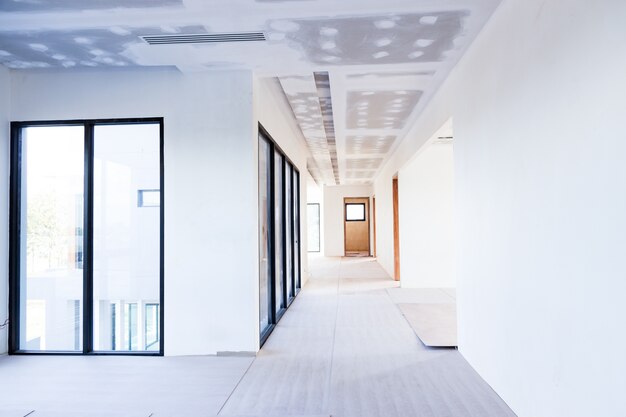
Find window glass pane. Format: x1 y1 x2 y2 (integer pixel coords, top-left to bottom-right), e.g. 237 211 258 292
145 303 159 350
293 171 300 289
307 204 320 252
346 203 366 221
138 189 160 207
285 163 293 300
92 124 160 352
258 135 271 334
274 152 284 313
20 125 84 351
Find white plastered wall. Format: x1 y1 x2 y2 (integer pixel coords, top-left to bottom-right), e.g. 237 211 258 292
398 139 454 288
10 68 258 356
306 177 323 254
0 66 10 354
374 0 626 415
323 184 373 257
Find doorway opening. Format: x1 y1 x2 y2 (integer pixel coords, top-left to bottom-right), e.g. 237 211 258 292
393 177 400 281
343 197 370 257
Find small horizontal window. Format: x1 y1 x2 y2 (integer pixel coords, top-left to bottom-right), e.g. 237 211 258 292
138 189 160 207
345 203 366 221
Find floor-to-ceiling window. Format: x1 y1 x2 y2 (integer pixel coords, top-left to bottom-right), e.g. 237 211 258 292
9 118 164 355
274 151 285 319
258 134 272 339
258 125 301 345
285 162 294 303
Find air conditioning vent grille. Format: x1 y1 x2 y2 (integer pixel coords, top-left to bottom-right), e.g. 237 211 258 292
141 32 266 45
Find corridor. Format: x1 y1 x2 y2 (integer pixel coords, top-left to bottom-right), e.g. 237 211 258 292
220 256 516 417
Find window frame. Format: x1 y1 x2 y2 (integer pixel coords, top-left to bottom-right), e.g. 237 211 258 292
345 203 366 222
9 117 165 356
258 124 302 347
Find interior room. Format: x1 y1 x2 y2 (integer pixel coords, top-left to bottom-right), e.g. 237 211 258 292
0 0 624 416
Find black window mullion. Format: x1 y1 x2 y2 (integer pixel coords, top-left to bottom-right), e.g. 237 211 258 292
268 143 277 325
281 157 288 308
82 122 94 354
8 123 22 353
291 168 296 294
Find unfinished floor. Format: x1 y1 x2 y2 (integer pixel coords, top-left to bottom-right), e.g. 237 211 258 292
0 256 515 417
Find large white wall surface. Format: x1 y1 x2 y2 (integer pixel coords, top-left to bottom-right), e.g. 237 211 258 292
254 77 312 291
374 0 626 416
11 68 257 356
398 142 454 288
0 66 10 354
323 185 372 257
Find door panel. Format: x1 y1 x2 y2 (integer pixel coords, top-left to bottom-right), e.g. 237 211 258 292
344 197 370 254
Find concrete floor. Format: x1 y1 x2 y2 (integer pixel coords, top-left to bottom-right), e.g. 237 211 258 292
0 256 516 417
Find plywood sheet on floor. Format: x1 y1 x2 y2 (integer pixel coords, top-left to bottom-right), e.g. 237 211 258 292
398 303 458 347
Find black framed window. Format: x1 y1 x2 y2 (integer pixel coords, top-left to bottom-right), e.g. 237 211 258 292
9 118 164 356
345 203 366 221
258 124 301 346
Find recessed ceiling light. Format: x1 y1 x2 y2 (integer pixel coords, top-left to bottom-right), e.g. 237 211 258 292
62 61 76 68
0 50 11 57
321 55 340 63
375 38 392 47
51 54 66 61
90 49 105 56
361 91 375 96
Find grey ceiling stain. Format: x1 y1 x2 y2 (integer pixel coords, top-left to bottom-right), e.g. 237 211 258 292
314 71 339 184
345 158 383 170
346 90 422 130
347 70 436 80
0 25 206 69
267 11 468 65
345 135 396 155
0 0 182 12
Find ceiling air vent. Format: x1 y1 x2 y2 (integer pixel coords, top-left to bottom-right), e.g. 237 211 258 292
141 32 266 45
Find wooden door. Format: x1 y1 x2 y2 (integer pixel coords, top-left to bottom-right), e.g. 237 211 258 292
393 178 400 280
344 197 370 256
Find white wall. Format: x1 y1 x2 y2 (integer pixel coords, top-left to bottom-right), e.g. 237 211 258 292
323 184 372 257
307 177 323 254
374 0 626 415
398 141 454 288
0 66 10 354
11 68 258 356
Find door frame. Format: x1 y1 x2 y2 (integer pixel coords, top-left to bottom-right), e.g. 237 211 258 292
393 177 400 281
343 197 371 256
